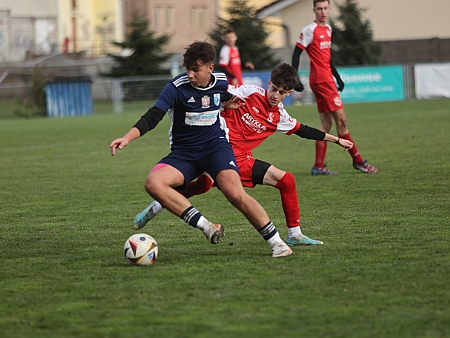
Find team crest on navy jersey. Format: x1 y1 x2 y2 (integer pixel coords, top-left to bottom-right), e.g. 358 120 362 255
202 96 210 108
214 94 220 106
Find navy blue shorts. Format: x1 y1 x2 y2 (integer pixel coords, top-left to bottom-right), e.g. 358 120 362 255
158 140 239 189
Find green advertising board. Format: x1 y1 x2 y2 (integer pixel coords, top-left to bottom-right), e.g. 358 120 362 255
338 65 404 103
293 65 404 105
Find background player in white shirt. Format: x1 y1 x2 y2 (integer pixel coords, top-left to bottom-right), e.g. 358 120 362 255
134 63 353 247
291 0 377 175
110 41 292 258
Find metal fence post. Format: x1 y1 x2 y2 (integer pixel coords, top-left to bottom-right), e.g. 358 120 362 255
112 78 123 113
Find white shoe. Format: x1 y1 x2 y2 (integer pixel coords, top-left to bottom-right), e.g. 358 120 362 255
271 242 293 258
202 222 225 244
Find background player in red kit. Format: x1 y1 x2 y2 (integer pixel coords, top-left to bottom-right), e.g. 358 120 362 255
218 28 254 86
291 0 377 175
134 63 354 247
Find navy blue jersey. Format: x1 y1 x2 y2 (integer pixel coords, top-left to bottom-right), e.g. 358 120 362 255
154 71 229 151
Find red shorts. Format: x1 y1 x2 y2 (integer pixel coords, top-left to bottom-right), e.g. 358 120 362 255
235 155 257 188
310 81 344 113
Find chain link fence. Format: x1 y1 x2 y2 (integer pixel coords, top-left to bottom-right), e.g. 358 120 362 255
0 62 441 118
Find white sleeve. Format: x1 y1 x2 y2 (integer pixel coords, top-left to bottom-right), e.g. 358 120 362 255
297 22 316 48
227 85 264 98
219 45 230 66
276 103 298 134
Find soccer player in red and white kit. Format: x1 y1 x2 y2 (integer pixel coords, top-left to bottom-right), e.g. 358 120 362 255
134 63 354 247
218 28 254 86
291 0 377 175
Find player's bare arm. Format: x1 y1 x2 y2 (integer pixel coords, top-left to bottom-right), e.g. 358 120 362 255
110 127 141 156
293 124 353 151
325 134 353 151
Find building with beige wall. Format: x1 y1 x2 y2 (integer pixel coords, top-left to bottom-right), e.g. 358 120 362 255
0 0 124 61
123 0 279 55
124 0 219 54
258 0 450 44
57 0 124 56
2 0 448 63
257 0 450 64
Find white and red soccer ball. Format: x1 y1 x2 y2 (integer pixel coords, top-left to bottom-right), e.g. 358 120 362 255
124 233 158 266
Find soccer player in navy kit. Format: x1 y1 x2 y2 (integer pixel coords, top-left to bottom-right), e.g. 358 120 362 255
110 41 292 257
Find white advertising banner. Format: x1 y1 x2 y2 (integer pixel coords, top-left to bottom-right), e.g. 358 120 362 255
415 63 450 99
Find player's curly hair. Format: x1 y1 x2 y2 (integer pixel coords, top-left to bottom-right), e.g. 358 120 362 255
270 63 299 90
183 41 216 69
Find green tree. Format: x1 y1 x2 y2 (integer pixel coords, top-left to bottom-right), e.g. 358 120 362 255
209 0 280 70
103 13 172 77
329 0 380 66
15 67 49 118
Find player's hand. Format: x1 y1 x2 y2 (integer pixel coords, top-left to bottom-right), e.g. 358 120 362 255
294 81 304 92
222 95 246 109
110 138 129 156
337 77 345 92
335 138 353 151
244 62 255 70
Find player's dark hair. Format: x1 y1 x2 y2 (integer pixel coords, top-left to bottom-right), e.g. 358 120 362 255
183 41 216 69
314 0 330 7
270 63 299 90
223 28 235 35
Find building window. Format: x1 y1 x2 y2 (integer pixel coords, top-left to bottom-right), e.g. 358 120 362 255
155 7 161 30
190 6 207 29
166 7 173 30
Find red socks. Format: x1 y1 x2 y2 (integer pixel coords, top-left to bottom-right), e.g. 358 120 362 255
339 133 363 164
275 172 300 228
314 140 327 168
182 174 214 198
315 133 363 166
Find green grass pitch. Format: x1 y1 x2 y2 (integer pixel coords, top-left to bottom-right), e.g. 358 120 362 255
0 99 449 337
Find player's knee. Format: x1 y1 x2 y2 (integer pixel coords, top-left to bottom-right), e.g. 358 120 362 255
276 171 296 190
144 178 156 195
222 187 246 208
144 176 167 196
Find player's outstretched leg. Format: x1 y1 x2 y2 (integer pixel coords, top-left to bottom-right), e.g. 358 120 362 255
286 235 323 246
134 201 163 230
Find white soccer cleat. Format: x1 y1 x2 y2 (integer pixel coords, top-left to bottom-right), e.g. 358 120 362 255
271 242 293 258
202 222 225 244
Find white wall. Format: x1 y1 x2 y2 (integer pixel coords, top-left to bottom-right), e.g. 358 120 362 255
0 0 58 17
352 0 450 41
